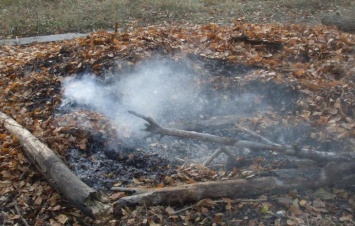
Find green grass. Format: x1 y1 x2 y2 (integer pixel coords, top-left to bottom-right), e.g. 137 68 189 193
0 0 353 38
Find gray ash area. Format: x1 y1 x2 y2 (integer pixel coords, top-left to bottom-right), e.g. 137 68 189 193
66 143 176 191
61 56 341 191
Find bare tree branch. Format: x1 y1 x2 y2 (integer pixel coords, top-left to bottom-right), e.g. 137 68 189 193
129 111 355 162
129 111 285 150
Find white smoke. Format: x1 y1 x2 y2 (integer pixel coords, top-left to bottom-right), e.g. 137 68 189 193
60 59 201 137
61 76 114 114
60 58 268 139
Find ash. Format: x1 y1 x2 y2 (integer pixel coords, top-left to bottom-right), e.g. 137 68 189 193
60 56 335 190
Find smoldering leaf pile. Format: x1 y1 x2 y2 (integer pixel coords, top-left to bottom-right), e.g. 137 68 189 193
60 59 262 138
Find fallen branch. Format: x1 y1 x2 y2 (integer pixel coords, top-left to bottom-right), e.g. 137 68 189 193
0 111 111 219
113 161 355 207
203 146 238 166
203 147 223 166
129 111 284 150
234 124 278 146
114 112 355 208
171 115 252 131
129 111 355 162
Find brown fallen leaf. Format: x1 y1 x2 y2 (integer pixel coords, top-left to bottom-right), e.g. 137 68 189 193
339 214 353 222
165 206 175 215
214 213 223 224
55 214 69 224
196 198 216 207
109 192 126 201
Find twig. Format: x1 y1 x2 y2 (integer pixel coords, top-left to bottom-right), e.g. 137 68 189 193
19 164 32 180
204 146 238 166
173 204 195 214
221 146 238 161
172 197 268 214
203 147 223 166
306 213 310 226
171 115 253 131
34 199 49 223
14 203 30 226
235 125 279 146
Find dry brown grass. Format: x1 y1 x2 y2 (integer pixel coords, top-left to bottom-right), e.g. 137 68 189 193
0 0 353 38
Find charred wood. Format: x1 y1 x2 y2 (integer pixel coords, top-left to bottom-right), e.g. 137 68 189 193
204 146 237 166
129 111 285 150
129 111 355 162
171 115 252 131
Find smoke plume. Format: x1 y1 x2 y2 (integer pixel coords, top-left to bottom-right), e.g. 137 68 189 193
60 58 271 142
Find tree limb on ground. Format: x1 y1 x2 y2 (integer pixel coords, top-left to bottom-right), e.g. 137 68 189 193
129 111 285 150
112 161 355 207
0 111 111 220
121 111 355 207
129 111 354 162
170 114 252 131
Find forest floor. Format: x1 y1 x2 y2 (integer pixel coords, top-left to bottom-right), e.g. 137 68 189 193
1 1 355 226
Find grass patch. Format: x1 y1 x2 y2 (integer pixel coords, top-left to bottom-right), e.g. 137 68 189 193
0 0 353 37
0 0 202 37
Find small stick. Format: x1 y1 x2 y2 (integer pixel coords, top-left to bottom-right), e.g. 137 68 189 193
221 146 237 161
204 147 238 167
235 124 279 146
172 204 195 214
203 147 223 166
172 197 268 214
15 203 30 226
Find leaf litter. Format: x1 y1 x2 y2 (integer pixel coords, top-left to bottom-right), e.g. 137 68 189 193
0 22 355 225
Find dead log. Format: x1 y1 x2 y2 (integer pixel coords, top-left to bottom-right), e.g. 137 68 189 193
113 161 355 207
0 111 111 219
129 111 355 162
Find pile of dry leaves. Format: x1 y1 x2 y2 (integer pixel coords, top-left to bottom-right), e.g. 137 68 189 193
0 21 354 225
